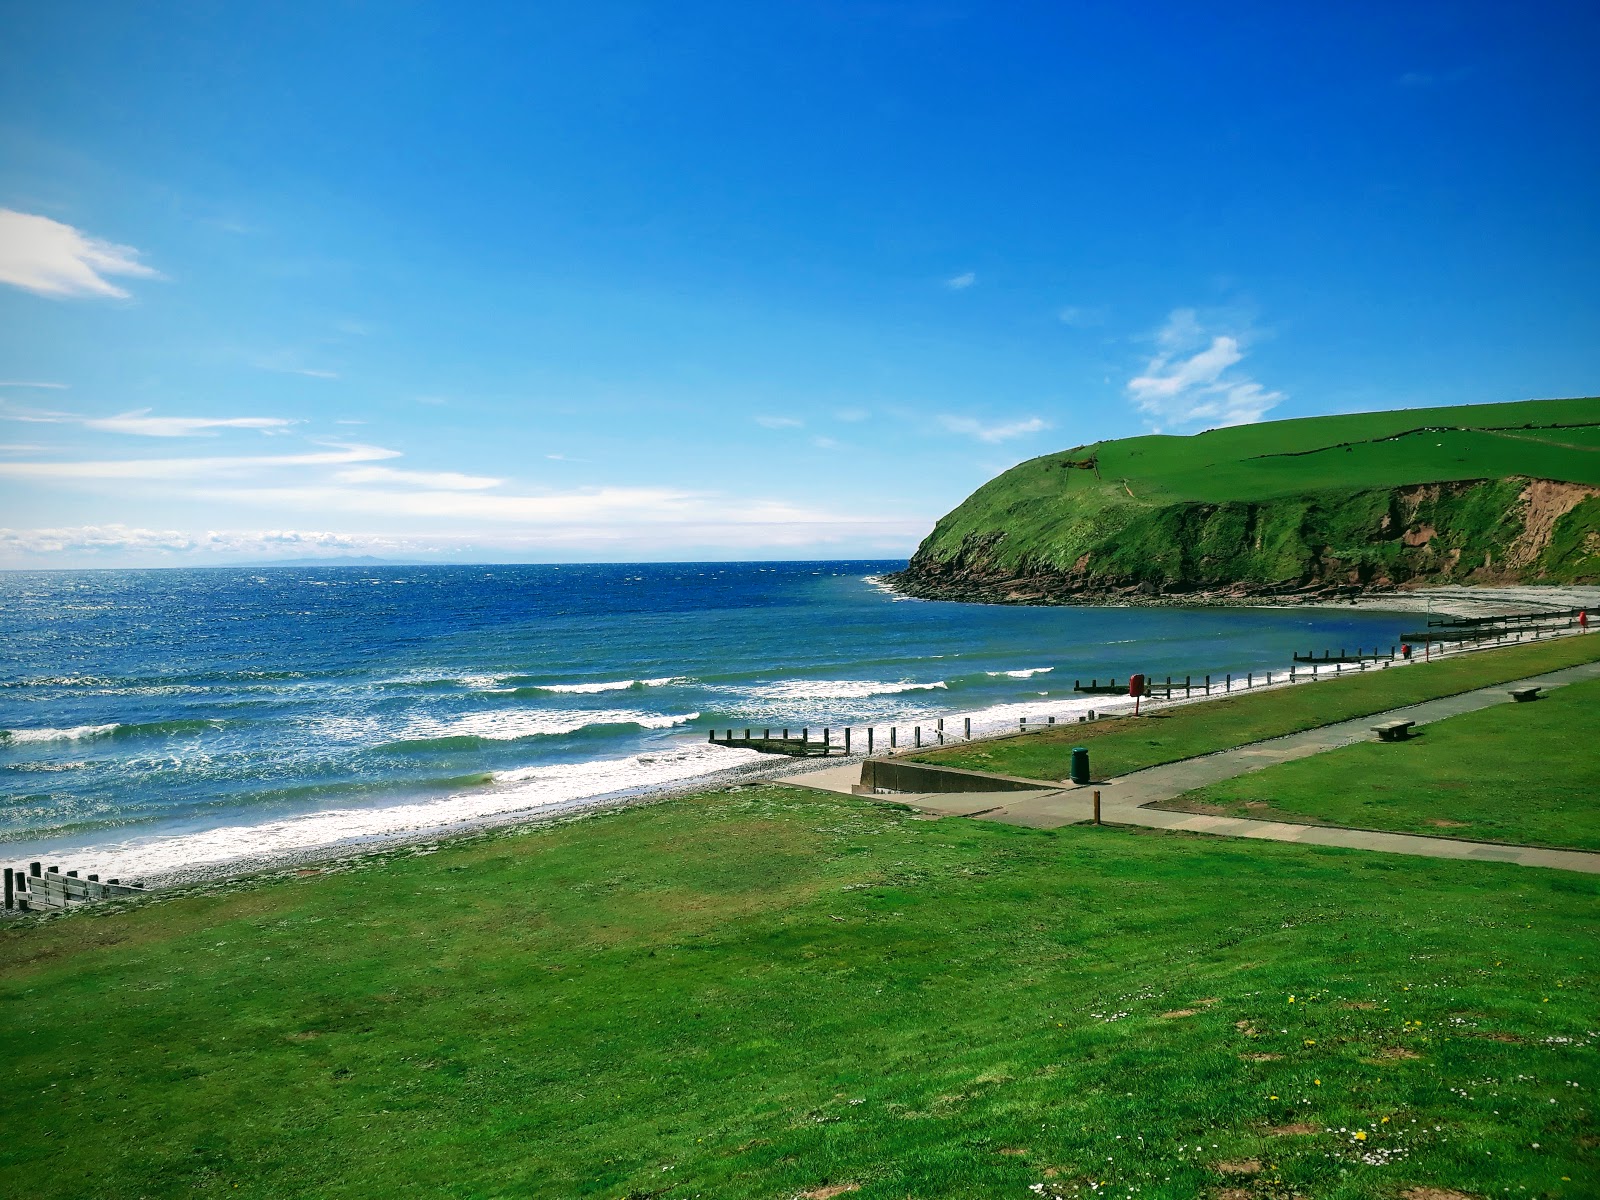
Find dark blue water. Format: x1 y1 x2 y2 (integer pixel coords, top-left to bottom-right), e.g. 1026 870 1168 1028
0 562 1411 876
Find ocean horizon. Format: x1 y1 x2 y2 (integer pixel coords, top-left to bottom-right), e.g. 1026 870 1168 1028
1 560 1417 880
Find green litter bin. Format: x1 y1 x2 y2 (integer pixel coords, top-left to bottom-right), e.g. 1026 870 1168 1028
1070 746 1091 786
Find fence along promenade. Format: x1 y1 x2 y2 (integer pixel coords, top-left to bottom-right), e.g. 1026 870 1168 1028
711 607 1588 760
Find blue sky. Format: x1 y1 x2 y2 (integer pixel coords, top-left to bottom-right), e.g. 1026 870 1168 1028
1 1 1597 566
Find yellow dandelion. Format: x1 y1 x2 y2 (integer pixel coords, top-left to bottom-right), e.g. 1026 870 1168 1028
1314 1079 1321 1086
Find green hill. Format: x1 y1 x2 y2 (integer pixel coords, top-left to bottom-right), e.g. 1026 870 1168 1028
892 396 1600 603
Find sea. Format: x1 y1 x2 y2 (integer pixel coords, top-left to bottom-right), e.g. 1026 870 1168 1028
0 561 1414 880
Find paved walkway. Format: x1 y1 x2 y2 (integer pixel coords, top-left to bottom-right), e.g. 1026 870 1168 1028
782 661 1600 873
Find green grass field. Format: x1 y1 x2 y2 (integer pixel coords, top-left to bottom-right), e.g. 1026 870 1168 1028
901 395 1600 590
907 632 1600 784
1160 675 1600 851
3 784 1597 1199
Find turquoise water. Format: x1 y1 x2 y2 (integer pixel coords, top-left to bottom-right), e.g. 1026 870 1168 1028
0 562 1411 877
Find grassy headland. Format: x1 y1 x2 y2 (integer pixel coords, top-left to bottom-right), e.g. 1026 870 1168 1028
1161 675 1600 850
905 631 1600 783
2 783 1597 1199
892 396 1600 603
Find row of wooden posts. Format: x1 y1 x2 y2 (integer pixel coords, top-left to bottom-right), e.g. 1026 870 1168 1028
4 863 143 913
708 620 1582 761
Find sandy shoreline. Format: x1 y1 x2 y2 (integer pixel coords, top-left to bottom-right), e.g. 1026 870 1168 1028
8 585 1594 913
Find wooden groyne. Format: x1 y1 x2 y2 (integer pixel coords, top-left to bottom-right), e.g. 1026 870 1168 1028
5 863 144 914
1293 647 1398 665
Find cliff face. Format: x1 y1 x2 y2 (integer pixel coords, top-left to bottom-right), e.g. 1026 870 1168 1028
891 478 1600 605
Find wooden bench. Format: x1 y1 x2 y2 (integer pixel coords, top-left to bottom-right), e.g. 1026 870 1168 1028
1372 720 1415 742
1508 686 1542 702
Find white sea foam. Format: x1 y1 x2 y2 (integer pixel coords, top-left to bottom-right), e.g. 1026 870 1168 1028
862 574 916 601
744 679 947 701
535 676 684 694
394 709 698 743
985 667 1054 678
1 723 121 744
44 741 766 879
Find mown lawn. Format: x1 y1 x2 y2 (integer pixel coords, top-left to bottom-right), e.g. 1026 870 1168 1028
2 784 1596 1199
907 633 1600 783
1160 676 1600 851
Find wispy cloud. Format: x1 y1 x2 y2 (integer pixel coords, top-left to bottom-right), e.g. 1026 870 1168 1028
1057 305 1107 328
0 401 295 438
1125 308 1284 431
250 351 341 380
0 209 160 299
938 414 1051 443
0 380 69 390
0 524 382 558
333 465 502 491
834 408 870 423
945 271 976 290
755 415 803 429
82 411 296 438
0 443 399 480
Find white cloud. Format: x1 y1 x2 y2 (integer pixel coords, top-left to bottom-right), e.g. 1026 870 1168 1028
0 443 399 480
1 402 296 438
334 465 502 491
81 411 296 438
1125 308 1284 430
834 408 870 422
0 380 69 389
945 271 976 290
938 415 1051 443
1057 305 1107 327
755 415 803 429
0 524 383 558
811 436 840 450
0 209 160 299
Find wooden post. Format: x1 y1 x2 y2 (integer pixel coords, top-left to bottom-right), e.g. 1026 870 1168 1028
824 727 831 748
764 728 771 739
1093 789 1102 825
964 717 971 739
844 727 852 754
707 729 715 742
914 726 921 748
867 727 874 754
1205 674 1211 695
783 728 789 739
743 729 750 740
890 727 897 749
937 718 945 744
1247 672 1252 688
1185 675 1191 697
4 868 11 911
29 862 40 878
802 727 809 744
1048 715 1055 725
1020 717 1027 731
1226 673 1231 693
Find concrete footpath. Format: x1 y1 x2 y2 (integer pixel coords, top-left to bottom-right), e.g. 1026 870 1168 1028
781 661 1600 874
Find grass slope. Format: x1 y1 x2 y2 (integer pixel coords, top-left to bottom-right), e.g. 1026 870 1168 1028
1163 675 1600 850
907 632 1600 784
2 787 1597 1199
903 396 1600 593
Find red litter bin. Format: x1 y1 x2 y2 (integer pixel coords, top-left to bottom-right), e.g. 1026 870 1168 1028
1130 672 1146 715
